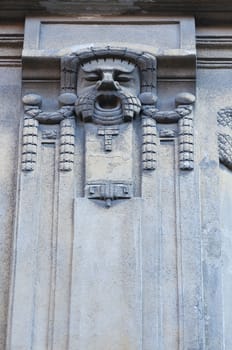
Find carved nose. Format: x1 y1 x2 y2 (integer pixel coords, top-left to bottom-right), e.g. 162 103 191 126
96 72 119 91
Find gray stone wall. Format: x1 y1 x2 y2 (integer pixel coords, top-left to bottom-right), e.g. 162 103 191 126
0 23 23 349
0 14 231 350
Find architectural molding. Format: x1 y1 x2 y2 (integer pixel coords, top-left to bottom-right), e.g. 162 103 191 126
197 58 232 69
197 31 232 68
1 1 232 23
0 33 23 67
197 35 232 46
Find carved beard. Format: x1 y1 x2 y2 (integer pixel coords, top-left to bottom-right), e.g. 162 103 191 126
75 89 141 125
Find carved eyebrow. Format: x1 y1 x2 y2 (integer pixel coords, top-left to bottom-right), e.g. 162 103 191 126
81 67 101 74
113 68 133 75
113 69 133 76
82 65 135 74
82 68 101 74
114 65 135 73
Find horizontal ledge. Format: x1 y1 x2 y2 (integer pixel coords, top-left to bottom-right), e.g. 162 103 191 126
22 48 196 59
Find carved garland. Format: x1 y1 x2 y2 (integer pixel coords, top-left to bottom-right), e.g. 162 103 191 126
21 93 76 172
139 92 195 171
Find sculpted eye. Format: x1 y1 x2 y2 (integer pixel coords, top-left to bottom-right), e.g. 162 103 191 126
117 75 131 82
85 72 101 82
114 72 131 82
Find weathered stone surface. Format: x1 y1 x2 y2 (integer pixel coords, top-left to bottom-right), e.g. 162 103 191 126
7 17 204 350
220 164 232 349
70 198 142 349
139 92 158 105
58 92 77 106
1 0 232 23
22 93 42 106
175 91 196 105
0 68 22 349
1 11 232 350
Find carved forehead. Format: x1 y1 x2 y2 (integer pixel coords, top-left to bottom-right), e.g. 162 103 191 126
81 58 136 73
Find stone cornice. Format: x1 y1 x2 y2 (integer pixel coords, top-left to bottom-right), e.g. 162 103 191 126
0 1 232 23
0 33 23 67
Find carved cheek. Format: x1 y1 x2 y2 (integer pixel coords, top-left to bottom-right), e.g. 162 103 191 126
120 74 140 96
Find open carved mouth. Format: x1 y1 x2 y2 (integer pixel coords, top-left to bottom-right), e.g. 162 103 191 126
95 94 121 111
93 94 123 125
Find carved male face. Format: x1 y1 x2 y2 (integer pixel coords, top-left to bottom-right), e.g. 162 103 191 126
75 58 141 125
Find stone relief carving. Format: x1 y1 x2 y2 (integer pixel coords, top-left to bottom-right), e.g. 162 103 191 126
61 46 157 97
22 46 195 205
159 129 176 138
22 92 76 172
59 118 75 171
139 91 195 170
176 93 195 170
97 127 119 152
61 47 162 135
86 181 133 208
22 94 41 171
41 129 58 139
58 93 76 171
217 107 232 170
140 93 158 170
61 47 158 206
74 58 141 125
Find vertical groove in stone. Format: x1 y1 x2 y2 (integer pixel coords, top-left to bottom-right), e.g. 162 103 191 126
32 141 57 349
159 140 179 349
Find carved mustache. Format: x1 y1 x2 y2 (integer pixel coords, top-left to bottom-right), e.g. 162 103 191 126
75 90 141 124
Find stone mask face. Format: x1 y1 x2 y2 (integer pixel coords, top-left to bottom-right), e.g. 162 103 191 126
75 58 141 125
